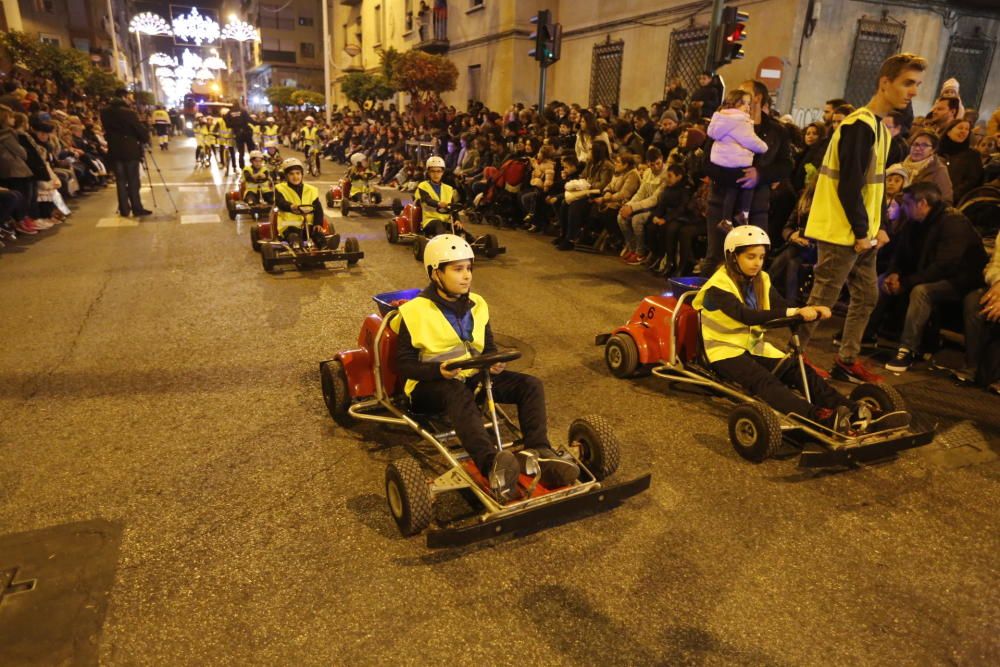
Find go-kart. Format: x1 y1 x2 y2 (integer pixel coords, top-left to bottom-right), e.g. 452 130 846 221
596 277 935 468
386 201 504 261
226 176 274 221
319 289 651 547
327 174 403 218
252 203 363 273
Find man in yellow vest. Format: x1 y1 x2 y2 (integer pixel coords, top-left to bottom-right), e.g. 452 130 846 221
393 234 578 500
802 52 927 383
151 105 171 151
241 150 273 204
414 155 459 237
274 158 326 248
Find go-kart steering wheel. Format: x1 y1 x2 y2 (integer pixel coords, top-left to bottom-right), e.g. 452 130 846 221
443 349 521 371
296 204 315 215
761 315 805 330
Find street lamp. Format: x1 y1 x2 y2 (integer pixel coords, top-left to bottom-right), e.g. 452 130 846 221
129 13 173 94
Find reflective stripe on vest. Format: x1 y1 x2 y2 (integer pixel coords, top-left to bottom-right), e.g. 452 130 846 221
394 294 489 396
274 182 319 233
692 268 785 363
243 167 272 191
804 107 888 246
302 127 318 142
417 181 454 225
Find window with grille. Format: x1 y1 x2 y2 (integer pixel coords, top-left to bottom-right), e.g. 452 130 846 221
664 26 709 101
468 65 482 102
589 40 625 110
844 18 905 107
260 5 295 31
298 17 314 27
300 43 315 59
939 34 995 110
375 5 383 45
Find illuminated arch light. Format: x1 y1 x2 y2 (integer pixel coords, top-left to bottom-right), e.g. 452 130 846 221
181 49 204 69
172 8 221 46
149 52 177 67
221 20 260 43
129 12 173 36
202 56 227 70
194 67 215 81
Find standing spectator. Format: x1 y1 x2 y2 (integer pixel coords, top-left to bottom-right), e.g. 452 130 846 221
690 72 721 118
800 53 928 383
926 96 960 135
791 121 826 192
433 0 448 40
938 77 966 119
665 77 688 107
822 98 849 125
100 88 151 217
901 129 954 204
937 118 984 203
706 88 769 227
884 110 909 166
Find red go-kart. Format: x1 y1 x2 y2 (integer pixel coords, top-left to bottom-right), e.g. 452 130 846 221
326 176 403 218
596 277 934 468
386 201 504 262
319 289 650 547
251 204 363 273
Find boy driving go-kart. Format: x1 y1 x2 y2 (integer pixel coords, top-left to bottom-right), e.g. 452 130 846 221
394 234 577 499
415 156 460 237
274 157 327 249
693 225 909 435
241 150 274 204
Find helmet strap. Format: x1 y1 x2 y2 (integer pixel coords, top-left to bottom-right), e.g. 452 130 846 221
431 265 465 300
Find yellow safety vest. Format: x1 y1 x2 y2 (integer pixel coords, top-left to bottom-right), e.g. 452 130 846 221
416 180 455 226
152 110 170 124
392 293 489 395
301 126 319 142
274 181 319 234
805 107 888 246
197 124 214 146
215 118 233 143
262 124 279 141
242 165 272 192
692 268 785 363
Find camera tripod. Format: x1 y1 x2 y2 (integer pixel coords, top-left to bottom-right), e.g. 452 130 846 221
142 145 179 215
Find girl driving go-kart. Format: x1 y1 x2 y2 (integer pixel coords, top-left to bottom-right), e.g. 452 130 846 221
274 157 327 248
694 225 908 435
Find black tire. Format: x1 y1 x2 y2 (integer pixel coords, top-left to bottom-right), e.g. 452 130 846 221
319 360 351 421
486 213 503 228
227 200 237 220
385 458 433 537
261 245 277 273
250 225 261 252
385 221 399 244
728 402 783 463
568 415 621 481
483 233 499 259
850 382 907 415
604 333 640 378
326 192 335 208
413 236 427 262
391 197 403 216
340 197 350 217
345 237 361 267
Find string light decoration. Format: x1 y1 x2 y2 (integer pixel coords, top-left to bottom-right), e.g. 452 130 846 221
129 12 172 36
171 8 221 46
180 49 204 69
221 20 260 43
202 55 228 70
149 53 177 67
155 67 176 78
194 67 215 81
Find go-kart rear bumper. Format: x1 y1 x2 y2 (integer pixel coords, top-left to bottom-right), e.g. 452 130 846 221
797 426 935 468
266 247 364 266
426 473 652 548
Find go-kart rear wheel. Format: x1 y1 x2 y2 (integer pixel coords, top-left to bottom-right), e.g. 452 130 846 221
568 415 620 481
605 334 640 378
340 197 350 217
261 245 278 273
326 192 335 208
483 233 500 259
728 402 782 463
320 360 351 421
226 200 237 221
391 197 403 216
345 237 361 266
850 382 907 415
413 236 428 262
385 458 433 537
385 221 399 244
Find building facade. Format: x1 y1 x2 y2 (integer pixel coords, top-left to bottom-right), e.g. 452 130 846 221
327 0 1000 121
245 0 325 104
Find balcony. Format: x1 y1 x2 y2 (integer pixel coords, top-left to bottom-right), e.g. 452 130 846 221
416 38 449 55
340 0 362 6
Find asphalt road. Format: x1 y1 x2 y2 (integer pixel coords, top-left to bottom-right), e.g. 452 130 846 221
1 139 998 666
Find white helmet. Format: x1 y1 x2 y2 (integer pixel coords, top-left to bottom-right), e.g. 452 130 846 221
195 112 203 118
424 234 475 276
249 150 264 160
266 116 275 123
350 152 367 166
305 116 315 123
425 155 446 170
281 157 304 173
724 225 771 255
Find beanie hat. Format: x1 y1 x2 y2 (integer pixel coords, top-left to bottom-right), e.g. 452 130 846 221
940 78 960 96
885 163 910 187
660 110 678 123
684 126 706 149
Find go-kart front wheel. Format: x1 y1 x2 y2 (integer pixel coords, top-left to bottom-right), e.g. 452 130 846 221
850 382 907 415
728 402 782 463
250 225 261 252
391 197 403 216
568 415 621 481
483 233 500 259
345 237 361 267
413 236 428 262
385 458 433 537
261 245 278 273
226 200 237 221
605 334 639 378
385 221 400 244
320 359 351 421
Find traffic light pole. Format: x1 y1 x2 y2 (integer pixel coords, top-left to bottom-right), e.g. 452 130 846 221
704 0 727 74
538 61 548 111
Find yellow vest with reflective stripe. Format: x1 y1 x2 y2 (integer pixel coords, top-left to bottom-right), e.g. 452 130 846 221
262 124 280 142
215 118 233 142
417 180 455 226
274 182 319 233
197 124 214 146
393 293 489 395
805 107 888 246
152 109 170 124
301 126 319 142
242 165 272 192
693 268 784 363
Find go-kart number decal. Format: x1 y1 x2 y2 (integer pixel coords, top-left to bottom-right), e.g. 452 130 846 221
639 306 656 321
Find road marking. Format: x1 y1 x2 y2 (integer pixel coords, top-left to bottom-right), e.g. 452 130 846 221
180 214 221 224
96 217 139 228
179 186 210 192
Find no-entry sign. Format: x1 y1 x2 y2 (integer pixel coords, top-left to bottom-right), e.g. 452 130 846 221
756 56 784 92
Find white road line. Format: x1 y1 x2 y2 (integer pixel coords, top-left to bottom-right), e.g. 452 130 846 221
96 217 139 228
180 214 221 224
179 186 210 192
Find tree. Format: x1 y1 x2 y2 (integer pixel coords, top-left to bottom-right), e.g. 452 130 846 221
265 85 296 107
0 31 120 96
340 71 394 109
83 67 124 100
391 49 457 103
291 90 325 107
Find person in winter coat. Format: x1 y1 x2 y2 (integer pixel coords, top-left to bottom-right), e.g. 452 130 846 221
0 105 36 233
901 129 954 205
937 118 984 203
706 88 769 228
644 164 692 276
690 72 721 119
100 89 151 217
586 152 641 250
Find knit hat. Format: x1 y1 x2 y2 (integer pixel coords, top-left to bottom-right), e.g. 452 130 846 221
684 126 706 149
885 163 910 187
30 118 54 132
940 78 960 97
660 109 678 123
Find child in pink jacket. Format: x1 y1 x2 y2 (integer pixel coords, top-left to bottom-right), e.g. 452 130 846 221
707 89 769 227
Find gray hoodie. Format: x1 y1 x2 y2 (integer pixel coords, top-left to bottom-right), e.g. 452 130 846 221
0 127 32 179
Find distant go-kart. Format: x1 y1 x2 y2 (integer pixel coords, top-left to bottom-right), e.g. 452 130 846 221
596 277 935 468
318 289 651 547
327 174 403 218
252 203 363 273
226 175 273 221
386 201 503 262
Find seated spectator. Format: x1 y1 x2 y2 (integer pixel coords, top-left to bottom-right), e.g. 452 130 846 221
583 152 640 250
644 164 692 276
768 182 817 306
937 118 984 203
520 145 557 229
960 243 1000 393
901 129 954 204
618 146 668 265
876 163 912 275
554 141 613 247
869 182 987 373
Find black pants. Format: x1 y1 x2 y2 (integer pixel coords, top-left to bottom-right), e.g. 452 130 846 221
112 160 144 215
0 187 21 223
703 181 771 275
410 371 549 474
712 353 848 419
235 135 255 169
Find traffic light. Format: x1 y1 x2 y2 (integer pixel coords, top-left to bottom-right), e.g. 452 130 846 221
529 10 562 65
714 6 749 69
